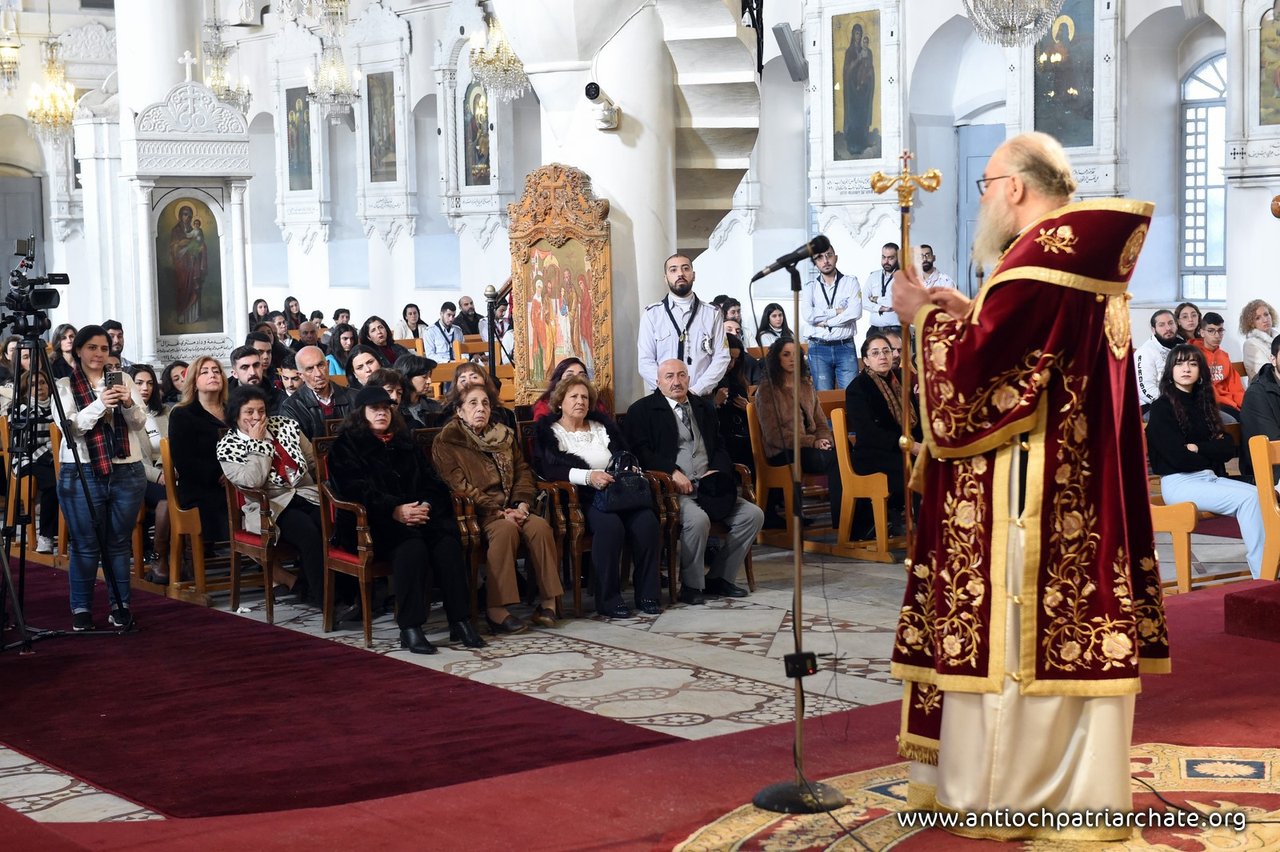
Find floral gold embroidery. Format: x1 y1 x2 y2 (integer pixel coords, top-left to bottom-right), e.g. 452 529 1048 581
913 683 941 715
894 457 990 669
1035 224 1078 254
924 348 1056 441
1118 224 1148 276
1105 292 1133 360
930 341 948 372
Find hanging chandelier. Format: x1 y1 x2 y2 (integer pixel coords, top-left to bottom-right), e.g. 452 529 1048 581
25 2 74 143
267 0 349 32
470 15 529 103
962 0 1065 48
307 36 359 124
26 40 76 142
202 15 251 113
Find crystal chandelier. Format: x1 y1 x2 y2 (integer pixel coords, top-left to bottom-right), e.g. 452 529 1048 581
307 37 359 124
962 0 1065 48
269 0 349 30
0 19 19 94
26 40 75 142
202 16 251 113
470 15 529 103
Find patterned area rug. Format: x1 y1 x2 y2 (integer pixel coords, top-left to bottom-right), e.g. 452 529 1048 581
675 743 1280 850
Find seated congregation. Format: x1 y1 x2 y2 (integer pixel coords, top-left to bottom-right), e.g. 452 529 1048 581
10 290 1280 651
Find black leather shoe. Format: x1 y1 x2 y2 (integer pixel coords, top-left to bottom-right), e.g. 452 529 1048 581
334 600 362 625
598 603 632 619
705 578 749 598
677 587 706 606
485 613 528 635
399 626 437 655
638 599 662 615
449 620 487 648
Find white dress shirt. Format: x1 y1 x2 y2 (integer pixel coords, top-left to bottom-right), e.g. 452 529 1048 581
802 272 862 342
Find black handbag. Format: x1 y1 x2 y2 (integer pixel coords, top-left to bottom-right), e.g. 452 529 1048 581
591 451 652 514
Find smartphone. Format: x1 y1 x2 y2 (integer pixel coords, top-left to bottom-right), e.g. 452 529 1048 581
104 371 123 389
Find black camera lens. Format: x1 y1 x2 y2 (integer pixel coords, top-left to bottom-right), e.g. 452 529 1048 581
585 82 600 101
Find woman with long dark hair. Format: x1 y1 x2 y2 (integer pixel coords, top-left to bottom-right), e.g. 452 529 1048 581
159 360 188 405
249 298 270 329
715 333 754 473
55 325 148 631
283 296 306 330
753 336 841 525
755 302 792 349
1146 344 1264 577
344 344 383 390
393 353 443 427
358 315 410 367
130 364 172 583
324 323 358 377
1173 301 1201 341
50 323 77 380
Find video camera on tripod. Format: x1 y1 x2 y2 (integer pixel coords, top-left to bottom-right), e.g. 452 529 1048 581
8 233 67 338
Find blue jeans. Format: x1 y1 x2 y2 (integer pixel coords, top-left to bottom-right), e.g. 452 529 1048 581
807 340 858 391
58 461 146 613
1160 470 1265 578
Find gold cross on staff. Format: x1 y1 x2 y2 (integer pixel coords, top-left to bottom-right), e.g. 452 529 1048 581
870 150 942 216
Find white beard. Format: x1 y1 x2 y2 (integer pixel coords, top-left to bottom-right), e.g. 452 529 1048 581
972 194 1019 274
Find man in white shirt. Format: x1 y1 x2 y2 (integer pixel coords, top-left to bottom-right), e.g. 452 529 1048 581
920 244 956 289
637 254 729 396
803 242 861 390
1135 308 1179 415
423 301 464 364
862 242 902 332
479 301 515 364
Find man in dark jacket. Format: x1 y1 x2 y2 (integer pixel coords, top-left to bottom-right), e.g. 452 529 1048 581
280 346 353 440
1240 333 1280 482
624 358 763 605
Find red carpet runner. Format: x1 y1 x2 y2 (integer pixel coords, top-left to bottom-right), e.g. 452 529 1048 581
0 565 673 818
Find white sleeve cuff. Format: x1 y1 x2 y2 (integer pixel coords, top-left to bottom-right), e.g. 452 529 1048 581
569 468 592 486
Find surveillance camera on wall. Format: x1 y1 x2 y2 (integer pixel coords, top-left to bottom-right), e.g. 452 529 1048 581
585 82 620 131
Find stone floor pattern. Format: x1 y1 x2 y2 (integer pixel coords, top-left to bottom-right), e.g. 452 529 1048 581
0 532 1246 822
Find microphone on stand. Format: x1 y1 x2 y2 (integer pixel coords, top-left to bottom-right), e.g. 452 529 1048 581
749 235 832 282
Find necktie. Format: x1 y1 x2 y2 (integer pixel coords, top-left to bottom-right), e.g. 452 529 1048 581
676 403 693 439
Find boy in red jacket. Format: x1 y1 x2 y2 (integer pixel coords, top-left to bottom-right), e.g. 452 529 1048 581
1192 311 1245 421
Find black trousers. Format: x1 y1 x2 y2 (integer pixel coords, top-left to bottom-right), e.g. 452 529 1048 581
769 447 842 524
585 504 661 610
16 457 59 534
275 495 325 603
384 530 470 628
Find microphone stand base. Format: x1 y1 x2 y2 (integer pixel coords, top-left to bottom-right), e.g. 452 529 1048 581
752 779 847 814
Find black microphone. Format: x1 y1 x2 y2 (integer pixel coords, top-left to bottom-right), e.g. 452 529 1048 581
750 235 832 282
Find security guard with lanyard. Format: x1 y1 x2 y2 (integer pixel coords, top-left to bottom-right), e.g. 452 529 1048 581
638 253 729 396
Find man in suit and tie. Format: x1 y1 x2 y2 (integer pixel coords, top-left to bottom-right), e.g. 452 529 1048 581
624 359 764 604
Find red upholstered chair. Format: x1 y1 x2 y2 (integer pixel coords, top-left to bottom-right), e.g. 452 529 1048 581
223 480 297 624
313 436 393 648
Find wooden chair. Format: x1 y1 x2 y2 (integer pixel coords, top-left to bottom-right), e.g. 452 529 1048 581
395 338 426 356
223 479 296 624
745 401 831 547
453 336 488 361
817 389 844 420
412 429 482 614
1147 424 1251 594
828 408 901 562
313 436 394 648
647 466 757 603
1 417 55 567
1248 434 1280 583
330 373 348 387
1232 361 1246 378
160 438 215 601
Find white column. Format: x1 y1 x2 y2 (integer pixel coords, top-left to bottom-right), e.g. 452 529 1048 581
72 115 122 326
230 181 250 344
114 0 201 115
133 180 159 366
493 1 676 404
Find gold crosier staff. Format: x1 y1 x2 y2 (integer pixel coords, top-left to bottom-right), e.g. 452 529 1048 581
870 151 940 555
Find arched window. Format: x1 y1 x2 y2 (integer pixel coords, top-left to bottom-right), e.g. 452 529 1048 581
1180 53 1226 301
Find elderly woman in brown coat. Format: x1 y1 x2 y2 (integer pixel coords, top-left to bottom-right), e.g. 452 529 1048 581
431 382 563 634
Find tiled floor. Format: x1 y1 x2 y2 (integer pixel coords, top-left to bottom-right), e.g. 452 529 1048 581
0 532 1249 823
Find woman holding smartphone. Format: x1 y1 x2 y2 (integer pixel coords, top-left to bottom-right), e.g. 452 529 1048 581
56 325 148 632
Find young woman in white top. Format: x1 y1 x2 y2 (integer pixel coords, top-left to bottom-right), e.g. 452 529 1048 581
55 325 148 631
1239 298 1279 380
394 303 431 340
129 364 172 585
755 302 793 349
